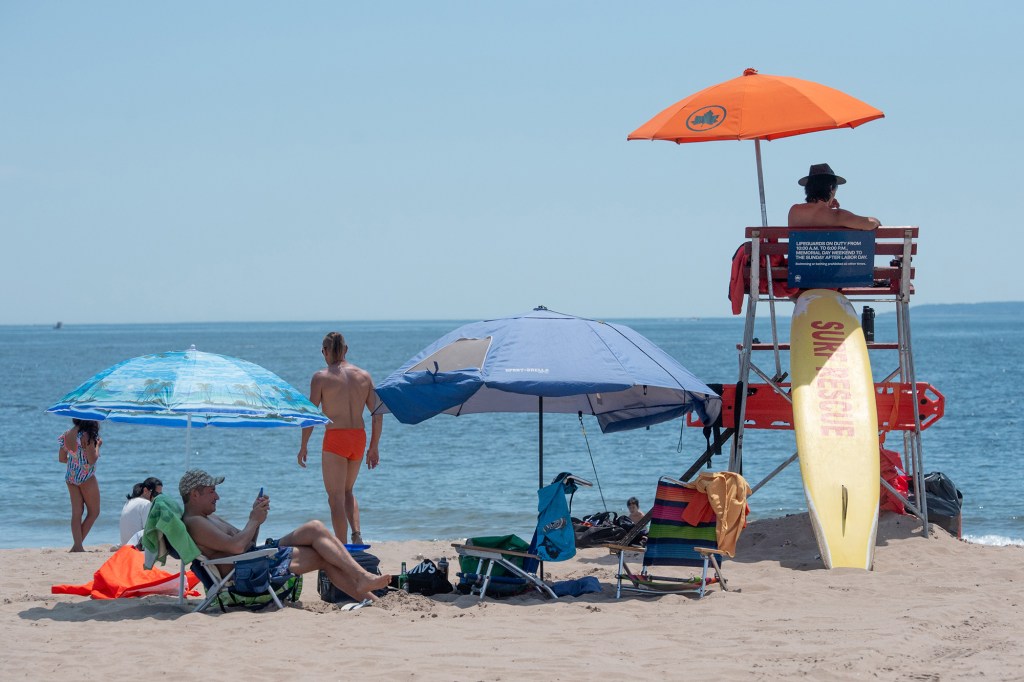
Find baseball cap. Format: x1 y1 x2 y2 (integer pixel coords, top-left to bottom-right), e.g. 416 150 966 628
179 469 225 499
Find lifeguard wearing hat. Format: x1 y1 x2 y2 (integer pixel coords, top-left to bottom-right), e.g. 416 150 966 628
788 162 880 231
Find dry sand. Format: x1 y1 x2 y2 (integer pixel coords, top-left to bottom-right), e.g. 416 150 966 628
3 513 1021 681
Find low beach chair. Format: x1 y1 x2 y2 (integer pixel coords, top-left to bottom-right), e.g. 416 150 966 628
606 475 745 599
452 534 556 600
452 474 592 600
141 495 300 612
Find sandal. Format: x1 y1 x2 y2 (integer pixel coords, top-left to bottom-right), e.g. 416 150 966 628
340 598 373 611
350 531 363 545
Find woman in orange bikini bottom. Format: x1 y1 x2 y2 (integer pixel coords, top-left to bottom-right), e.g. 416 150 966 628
322 429 366 461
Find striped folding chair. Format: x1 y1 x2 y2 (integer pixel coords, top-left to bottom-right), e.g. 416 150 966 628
606 476 731 599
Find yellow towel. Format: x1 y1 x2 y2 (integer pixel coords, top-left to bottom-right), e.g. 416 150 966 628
688 472 752 557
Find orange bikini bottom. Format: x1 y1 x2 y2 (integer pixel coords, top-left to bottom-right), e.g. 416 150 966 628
322 429 366 461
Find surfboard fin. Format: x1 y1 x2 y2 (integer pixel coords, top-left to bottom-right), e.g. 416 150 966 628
841 485 849 536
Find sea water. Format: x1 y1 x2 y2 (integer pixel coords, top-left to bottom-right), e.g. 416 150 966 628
1 304 1020 549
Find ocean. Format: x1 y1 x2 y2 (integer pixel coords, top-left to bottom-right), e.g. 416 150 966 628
2 304 1021 550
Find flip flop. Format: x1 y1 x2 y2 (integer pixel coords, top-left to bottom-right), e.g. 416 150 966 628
350 531 363 545
340 598 373 612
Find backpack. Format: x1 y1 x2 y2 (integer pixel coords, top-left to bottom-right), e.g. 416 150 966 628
573 511 636 548
317 550 388 603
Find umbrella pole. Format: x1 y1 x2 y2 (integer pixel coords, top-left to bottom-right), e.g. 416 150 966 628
538 397 543 489
538 396 544 582
185 414 192 470
755 139 768 228
754 139 784 380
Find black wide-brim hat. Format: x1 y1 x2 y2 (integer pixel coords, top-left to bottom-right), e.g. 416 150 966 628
798 163 847 186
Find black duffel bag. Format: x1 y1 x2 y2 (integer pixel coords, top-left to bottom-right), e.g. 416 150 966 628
910 471 964 538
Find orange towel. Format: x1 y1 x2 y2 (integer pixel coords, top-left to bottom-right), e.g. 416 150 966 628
52 545 200 600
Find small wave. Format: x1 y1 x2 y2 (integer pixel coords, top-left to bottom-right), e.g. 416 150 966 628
962 533 1024 547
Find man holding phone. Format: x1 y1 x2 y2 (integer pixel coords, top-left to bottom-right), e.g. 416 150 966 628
180 470 390 603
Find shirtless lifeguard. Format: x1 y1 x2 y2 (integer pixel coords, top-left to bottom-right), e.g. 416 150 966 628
788 163 881 231
297 332 382 544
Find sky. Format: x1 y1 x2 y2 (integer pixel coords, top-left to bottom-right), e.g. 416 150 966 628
1 1 1020 325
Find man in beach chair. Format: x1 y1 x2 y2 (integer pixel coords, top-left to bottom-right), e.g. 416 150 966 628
142 483 302 612
146 470 391 612
606 473 750 599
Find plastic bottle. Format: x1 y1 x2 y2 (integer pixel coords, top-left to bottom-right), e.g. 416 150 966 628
438 556 449 579
399 562 408 591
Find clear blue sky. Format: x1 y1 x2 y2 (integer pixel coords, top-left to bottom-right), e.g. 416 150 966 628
1 2 1018 324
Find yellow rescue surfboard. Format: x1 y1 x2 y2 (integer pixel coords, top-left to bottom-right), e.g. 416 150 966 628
791 289 879 569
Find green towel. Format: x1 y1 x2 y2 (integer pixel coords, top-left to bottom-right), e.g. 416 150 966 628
142 495 201 568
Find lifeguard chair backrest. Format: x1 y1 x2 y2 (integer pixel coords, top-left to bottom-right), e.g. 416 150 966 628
740 226 918 299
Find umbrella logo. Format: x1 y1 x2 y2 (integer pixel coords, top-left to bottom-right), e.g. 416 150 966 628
686 105 726 132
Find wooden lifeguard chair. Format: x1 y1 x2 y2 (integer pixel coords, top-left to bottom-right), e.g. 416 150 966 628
688 226 942 535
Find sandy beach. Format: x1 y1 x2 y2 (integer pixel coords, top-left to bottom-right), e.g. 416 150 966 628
2 512 1021 681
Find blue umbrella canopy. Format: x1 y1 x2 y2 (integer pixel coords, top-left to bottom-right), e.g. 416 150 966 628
47 346 328 429
375 307 721 434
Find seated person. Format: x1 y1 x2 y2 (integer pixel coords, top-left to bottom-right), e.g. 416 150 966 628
788 163 880 230
179 469 390 603
626 497 645 525
119 476 162 547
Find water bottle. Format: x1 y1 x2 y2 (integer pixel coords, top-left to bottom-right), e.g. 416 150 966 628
399 562 408 591
861 306 875 343
438 556 449 579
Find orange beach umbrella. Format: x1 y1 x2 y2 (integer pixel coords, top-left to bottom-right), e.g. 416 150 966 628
628 68 884 225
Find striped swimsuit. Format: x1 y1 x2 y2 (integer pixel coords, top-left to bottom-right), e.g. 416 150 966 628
60 432 96 485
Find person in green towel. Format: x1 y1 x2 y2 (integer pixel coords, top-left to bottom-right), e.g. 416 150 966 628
180 470 390 603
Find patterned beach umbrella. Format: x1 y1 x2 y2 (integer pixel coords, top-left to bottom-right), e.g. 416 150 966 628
47 345 329 466
47 345 327 428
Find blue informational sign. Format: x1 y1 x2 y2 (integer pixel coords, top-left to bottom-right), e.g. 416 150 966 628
788 231 876 288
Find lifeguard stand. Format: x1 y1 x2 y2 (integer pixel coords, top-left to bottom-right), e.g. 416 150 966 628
689 226 943 535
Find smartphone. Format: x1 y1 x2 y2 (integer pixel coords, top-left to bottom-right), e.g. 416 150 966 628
258 487 264 499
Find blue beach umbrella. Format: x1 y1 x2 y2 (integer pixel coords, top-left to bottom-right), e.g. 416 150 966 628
375 307 721 487
46 345 329 467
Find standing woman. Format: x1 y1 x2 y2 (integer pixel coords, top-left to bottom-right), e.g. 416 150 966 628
58 418 102 552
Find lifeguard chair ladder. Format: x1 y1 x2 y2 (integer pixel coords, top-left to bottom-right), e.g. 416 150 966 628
731 226 931 533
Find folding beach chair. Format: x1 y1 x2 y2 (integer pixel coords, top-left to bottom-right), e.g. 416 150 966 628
453 474 592 600
141 495 301 612
452 534 556 599
606 475 744 599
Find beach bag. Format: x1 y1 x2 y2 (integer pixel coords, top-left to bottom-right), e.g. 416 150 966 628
909 472 963 538
406 559 454 596
317 550 387 603
573 511 632 548
233 555 273 595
